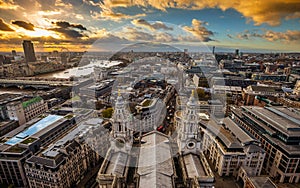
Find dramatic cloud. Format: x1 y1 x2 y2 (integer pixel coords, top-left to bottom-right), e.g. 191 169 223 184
91 8 146 21
54 0 72 9
52 21 87 31
155 32 176 42
49 27 85 39
120 27 154 41
48 21 89 39
0 0 21 10
87 1 146 21
12 20 35 31
262 30 300 42
236 29 300 42
97 0 300 26
131 19 173 31
227 34 233 39
0 18 14 31
182 19 214 42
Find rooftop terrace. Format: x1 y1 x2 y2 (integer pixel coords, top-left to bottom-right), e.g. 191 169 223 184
22 96 43 108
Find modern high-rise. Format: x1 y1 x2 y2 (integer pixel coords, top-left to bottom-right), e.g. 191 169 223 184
22 40 36 62
11 50 17 56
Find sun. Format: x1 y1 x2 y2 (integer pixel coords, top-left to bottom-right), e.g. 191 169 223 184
17 28 60 38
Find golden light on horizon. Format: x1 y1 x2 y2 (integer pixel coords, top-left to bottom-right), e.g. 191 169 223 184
16 28 60 38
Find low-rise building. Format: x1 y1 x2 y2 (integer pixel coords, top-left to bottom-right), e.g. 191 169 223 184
277 97 300 108
176 96 224 118
0 114 76 187
7 96 48 125
0 120 19 137
242 85 284 105
252 73 287 82
237 167 277 188
135 98 164 132
231 106 300 183
24 120 104 188
200 117 265 177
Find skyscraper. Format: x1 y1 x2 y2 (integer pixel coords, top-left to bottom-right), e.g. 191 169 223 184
235 48 239 57
22 40 36 62
11 50 16 56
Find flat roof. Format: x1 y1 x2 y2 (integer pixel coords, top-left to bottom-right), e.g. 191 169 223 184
249 176 277 188
203 120 243 150
183 154 207 178
5 115 63 145
242 106 300 135
223 118 256 144
0 120 16 128
43 123 96 157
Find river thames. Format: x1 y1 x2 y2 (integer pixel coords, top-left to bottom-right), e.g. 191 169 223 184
0 60 122 94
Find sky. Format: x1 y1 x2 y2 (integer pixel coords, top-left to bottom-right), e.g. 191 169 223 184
0 0 300 53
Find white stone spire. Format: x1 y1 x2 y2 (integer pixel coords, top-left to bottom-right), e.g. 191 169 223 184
178 89 201 154
111 90 133 152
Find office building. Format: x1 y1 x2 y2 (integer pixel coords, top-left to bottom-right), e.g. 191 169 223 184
242 85 284 105
0 121 19 137
200 117 265 178
24 119 104 188
135 98 164 132
22 40 36 63
0 114 76 187
231 106 300 183
12 50 17 56
7 97 48 125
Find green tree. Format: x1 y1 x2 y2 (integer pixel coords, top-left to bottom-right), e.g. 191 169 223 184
102 108 114 118
196 88 205 99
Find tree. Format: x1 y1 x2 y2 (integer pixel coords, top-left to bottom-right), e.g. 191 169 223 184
102 108 114 118
196 88 205 99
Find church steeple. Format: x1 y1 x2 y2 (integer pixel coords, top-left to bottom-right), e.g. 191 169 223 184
177 89 201 154
111 91 133 152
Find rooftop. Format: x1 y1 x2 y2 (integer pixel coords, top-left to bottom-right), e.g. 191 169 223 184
235 107 300 155
242 106 300 135
5 115 63 146
248 176 277 188
22 96 43 108
137 131 174 188
141 99 153 107
105 151 129 176
183 154 207 178
202 119 243 151
247 85 283 93
42 122 98 158
223 118 256 145
5 145 27 153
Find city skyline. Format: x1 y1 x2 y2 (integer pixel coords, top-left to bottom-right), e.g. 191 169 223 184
0 0 300 52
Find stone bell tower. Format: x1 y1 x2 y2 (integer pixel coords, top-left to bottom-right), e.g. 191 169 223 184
178 90 201 154
111 90 133 152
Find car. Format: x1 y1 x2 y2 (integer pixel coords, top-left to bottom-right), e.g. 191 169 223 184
157 125 165 132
